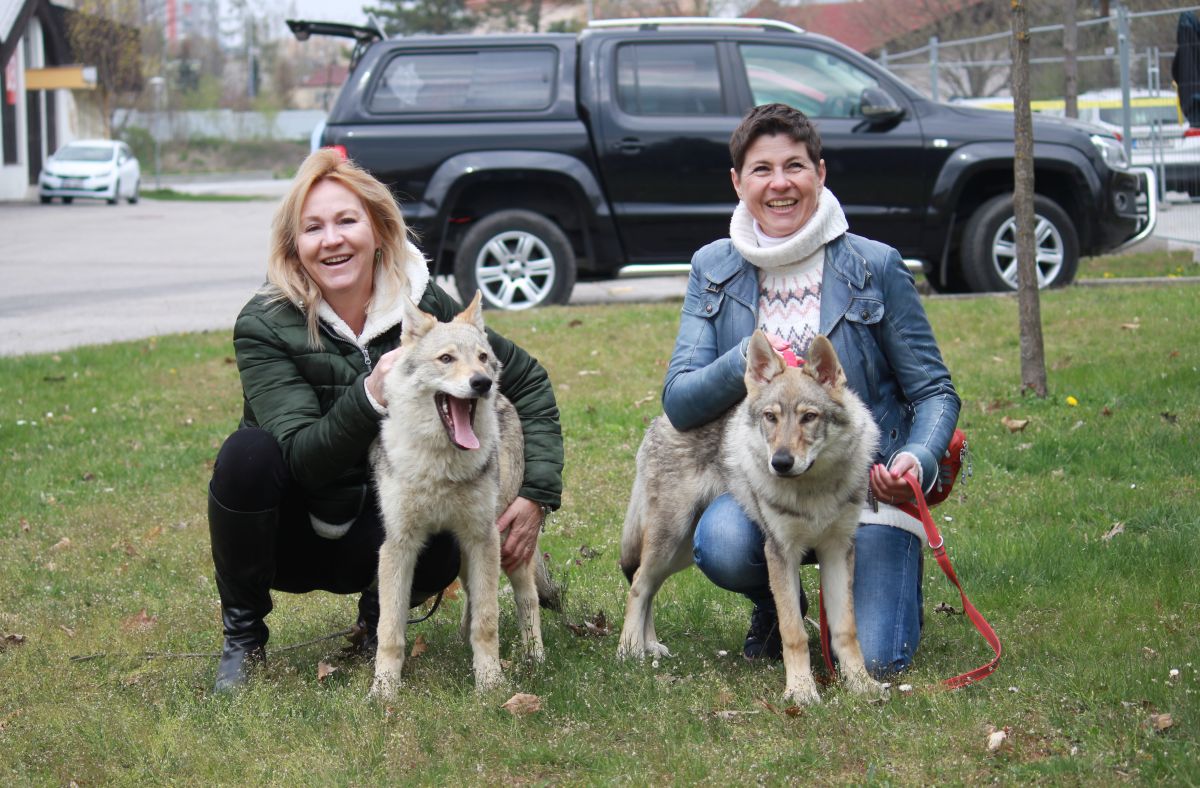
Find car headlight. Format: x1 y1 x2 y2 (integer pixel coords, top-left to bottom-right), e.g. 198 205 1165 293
1090 134 1128 170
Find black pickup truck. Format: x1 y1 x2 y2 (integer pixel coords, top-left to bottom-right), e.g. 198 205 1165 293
291 17 1155 310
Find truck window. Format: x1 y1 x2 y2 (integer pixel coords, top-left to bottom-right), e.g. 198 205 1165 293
369 48 557 113
615 43 722 116
740 45 880 119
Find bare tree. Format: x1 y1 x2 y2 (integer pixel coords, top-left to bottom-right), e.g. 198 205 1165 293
66 0 144 136
1064 0 1079 118
1010 0 1046 397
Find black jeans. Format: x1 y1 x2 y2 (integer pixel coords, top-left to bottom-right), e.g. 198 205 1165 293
209 427 460 597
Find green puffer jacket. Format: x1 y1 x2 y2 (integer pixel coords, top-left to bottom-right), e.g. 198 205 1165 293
232 281 563 529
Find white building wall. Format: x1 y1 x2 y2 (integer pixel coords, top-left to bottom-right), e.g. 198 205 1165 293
0 35 29 200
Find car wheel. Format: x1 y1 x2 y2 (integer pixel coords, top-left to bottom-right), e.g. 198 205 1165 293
108 180 120 205
63 197 74 205
128 180 139 204
39 195 51 204
454 210 576 310
960 193 1079 292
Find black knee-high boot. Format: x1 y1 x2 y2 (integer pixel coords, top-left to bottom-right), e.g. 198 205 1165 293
208 489 276 692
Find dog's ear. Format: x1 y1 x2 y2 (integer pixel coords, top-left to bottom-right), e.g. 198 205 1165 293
805 335 847 391
400 295 437 345
745 331 787 390
455 290 486 331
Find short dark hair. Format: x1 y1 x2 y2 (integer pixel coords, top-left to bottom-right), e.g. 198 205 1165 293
729 103 822 173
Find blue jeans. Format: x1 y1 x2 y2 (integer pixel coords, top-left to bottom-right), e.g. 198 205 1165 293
693 493 923 678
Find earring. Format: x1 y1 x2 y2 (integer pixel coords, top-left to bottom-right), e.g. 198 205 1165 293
374 248 382 265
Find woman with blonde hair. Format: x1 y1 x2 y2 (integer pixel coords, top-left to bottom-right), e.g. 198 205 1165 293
206 149 563 692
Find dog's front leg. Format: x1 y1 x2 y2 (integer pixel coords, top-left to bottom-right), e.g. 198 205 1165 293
369 536 417 700
508 556 544 663
461 528 504 691
765 541 820 705
817 540 884 699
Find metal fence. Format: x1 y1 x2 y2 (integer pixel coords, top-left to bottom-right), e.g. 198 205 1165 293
875 2 1200 248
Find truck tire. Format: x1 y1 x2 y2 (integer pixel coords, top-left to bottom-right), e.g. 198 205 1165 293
961 193 1078 292
454 210 576 310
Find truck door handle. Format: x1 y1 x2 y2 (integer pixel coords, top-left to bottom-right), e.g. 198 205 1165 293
614 137 644 155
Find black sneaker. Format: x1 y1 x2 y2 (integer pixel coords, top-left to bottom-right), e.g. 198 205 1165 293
743 604 783 661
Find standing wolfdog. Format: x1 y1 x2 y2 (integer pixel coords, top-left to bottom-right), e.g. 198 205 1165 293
618 332 883 704
369 292 549 698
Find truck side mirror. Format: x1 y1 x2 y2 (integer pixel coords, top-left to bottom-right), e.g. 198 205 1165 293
860 87 903 123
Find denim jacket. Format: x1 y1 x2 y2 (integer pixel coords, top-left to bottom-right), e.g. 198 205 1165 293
662 233 960 491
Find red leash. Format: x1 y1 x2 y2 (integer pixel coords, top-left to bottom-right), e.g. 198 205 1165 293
817 471 1001 688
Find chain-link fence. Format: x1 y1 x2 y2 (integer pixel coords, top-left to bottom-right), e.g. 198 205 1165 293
875 2 1200 249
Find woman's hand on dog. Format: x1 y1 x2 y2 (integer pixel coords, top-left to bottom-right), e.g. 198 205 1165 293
497 496 544 573
870 454 918 505
365 347 404 407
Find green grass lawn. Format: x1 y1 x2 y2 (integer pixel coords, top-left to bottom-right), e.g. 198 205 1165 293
1 283 1196 784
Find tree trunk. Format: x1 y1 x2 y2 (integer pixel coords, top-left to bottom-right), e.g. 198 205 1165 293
1011 0 1047 398
1064 0 1079 119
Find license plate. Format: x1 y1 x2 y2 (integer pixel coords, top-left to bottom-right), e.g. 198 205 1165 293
61 178 84 188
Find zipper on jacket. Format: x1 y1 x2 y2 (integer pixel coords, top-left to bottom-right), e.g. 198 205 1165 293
319 322 374 371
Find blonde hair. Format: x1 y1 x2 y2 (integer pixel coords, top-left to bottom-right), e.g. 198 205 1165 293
265 148 414 347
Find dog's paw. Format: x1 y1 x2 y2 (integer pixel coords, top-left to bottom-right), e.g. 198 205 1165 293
646 641 671 658
782 677 822 706
368 674 400 702
844 671 887 700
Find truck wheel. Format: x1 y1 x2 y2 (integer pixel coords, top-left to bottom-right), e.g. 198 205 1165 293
960 193 1078 292
454 210 576 310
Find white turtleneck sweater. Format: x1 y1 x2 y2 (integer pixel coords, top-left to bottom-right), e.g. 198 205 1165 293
729 189 925 540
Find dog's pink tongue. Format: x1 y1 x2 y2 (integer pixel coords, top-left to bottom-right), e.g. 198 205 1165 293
449 396 480 450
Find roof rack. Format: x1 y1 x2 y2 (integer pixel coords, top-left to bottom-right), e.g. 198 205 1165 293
587 17 806 35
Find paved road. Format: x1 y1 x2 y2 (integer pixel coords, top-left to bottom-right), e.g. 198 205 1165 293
1 181 1196 356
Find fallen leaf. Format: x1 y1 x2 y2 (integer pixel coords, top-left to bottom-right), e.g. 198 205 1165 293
501 693 542 716
1120 322 1140 330
986 728 1009 753
121 609 157 633
50 537 71 552
1148 713 1174 732
19 518 30 532
59 625 75 637
632 394 656 408
1102 521 1125 542
317 660 338 682
1143 647 1159 659
144 525 163 541
2 634 27 650
567 611 610 637
0 709 22 731
755 698 780 714
983 398 1013 413
783 705 803 717
441 580 460 601
934 602 959 615
410 634 427 658
1000 416 1029 433
713 710 759 720
567 319 583 328
578 544 599 559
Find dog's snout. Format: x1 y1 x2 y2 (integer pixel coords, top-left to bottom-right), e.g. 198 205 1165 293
469 373 493 395
770 449 795 474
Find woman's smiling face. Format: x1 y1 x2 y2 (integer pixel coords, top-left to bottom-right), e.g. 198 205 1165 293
295 179 379 305
731 133 826 238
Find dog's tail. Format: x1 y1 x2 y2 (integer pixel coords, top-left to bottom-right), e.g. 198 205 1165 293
534 550 563 612
618 470 648 585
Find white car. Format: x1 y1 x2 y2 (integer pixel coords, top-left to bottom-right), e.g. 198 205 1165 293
39 139 141 205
